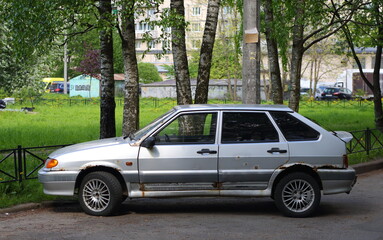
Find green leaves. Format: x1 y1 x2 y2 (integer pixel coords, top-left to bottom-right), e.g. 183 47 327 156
138 62 163 83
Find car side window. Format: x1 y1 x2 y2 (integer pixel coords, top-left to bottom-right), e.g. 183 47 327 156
221 112 279 143
270 112 320 141
155 112 217 145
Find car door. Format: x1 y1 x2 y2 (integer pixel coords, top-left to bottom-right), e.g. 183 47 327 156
218 111 289 190
138 112 219 191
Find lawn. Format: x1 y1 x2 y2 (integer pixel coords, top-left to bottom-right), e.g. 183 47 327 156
0 98 379 208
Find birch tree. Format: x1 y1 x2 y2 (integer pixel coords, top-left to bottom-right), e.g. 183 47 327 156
194 0 221 104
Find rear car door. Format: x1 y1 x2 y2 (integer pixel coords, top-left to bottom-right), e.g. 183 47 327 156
218 111 289 190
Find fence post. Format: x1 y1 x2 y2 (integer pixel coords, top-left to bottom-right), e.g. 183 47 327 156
17 145 23 183
366 128 371 155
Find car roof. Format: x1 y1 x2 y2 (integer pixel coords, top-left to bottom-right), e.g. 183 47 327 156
173 104 293 112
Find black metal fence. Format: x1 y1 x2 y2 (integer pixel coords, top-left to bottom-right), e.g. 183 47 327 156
10 98 375 108
0 144 70 184
1 128 383 184
347 128 383 155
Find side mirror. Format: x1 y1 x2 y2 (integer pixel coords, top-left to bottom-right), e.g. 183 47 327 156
141 136 156 149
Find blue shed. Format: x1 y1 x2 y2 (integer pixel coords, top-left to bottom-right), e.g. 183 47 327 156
69 75 100 98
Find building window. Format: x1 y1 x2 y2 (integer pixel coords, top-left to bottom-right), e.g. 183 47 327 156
136 22 154 32
147 8 156 17
148 41 156 49
191 23 201 32
162 40 171 49
192 7 201 16
135 41 141 49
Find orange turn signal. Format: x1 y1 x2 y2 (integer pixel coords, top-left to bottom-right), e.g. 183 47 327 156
46 159 59 168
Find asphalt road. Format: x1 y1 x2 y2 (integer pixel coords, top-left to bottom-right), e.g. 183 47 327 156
1 169 382 240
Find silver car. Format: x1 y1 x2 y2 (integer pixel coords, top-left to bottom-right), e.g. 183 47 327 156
38 104 356 217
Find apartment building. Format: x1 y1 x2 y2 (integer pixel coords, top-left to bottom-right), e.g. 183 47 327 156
134 0 214 66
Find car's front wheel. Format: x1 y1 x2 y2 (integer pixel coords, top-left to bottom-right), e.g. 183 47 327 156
79 171 122 216
274 172 321 218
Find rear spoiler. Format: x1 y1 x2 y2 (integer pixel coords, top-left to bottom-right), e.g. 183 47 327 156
332 131 353 143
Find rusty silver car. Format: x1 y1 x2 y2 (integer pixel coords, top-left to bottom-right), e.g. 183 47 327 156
38 104 356 217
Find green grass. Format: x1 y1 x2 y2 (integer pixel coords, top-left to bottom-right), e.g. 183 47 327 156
0 98 380 208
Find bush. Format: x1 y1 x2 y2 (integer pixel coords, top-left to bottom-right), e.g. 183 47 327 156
138 62 162 83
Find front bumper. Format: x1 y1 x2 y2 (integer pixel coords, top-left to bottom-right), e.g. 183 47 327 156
38 168 79 196
317 167 357 195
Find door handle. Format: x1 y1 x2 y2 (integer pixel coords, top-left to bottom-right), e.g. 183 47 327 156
197 149 217 155
267 148 287 154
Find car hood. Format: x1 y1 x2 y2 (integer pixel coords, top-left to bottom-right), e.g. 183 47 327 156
332 131 353 143
49 137 131 158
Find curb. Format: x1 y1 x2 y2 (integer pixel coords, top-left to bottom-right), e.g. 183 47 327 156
0 201 55 215
352 159 383 175
1 160 383 215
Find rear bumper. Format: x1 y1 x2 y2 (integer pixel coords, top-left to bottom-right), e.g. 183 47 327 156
38 169 79 196
317 167 357 195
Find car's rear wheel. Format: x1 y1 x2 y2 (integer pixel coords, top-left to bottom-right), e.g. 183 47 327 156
79 171 122 216
274 172 321 218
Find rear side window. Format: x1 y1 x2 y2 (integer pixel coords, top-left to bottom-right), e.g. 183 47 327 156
221 112 279 143
270 112 320 141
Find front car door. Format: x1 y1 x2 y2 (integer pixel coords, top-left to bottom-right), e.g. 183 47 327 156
138 112 219 191
218 111 289 190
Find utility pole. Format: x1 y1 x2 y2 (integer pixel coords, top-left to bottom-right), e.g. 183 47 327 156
64 40 68 94
242 0 261 104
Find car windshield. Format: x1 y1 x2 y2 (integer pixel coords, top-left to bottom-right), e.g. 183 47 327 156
129 108 176 141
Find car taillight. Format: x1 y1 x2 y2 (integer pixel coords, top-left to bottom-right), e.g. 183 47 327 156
343 154 349 168
334 92 340 95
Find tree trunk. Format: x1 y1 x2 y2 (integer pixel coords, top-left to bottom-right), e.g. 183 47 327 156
242 0 261 104
119 0 140 136
264 0 283 104
171 0 192 105
288 1 305 112
194 0 221 104
372 22 383 130
98 0 116 139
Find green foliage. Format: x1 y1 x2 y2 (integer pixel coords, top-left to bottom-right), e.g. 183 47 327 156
12 86 45 107
138 62 163 83
0 88 8 99
210 40 242 79
188 51 201 79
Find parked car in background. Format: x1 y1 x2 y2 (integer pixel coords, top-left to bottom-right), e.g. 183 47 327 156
321 87 353 100
49 82 70 94
39 104 356 218
300 86 328 100
0 99 6 109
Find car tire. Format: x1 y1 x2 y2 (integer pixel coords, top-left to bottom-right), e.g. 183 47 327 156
79 171 122 216
274 172 321 218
